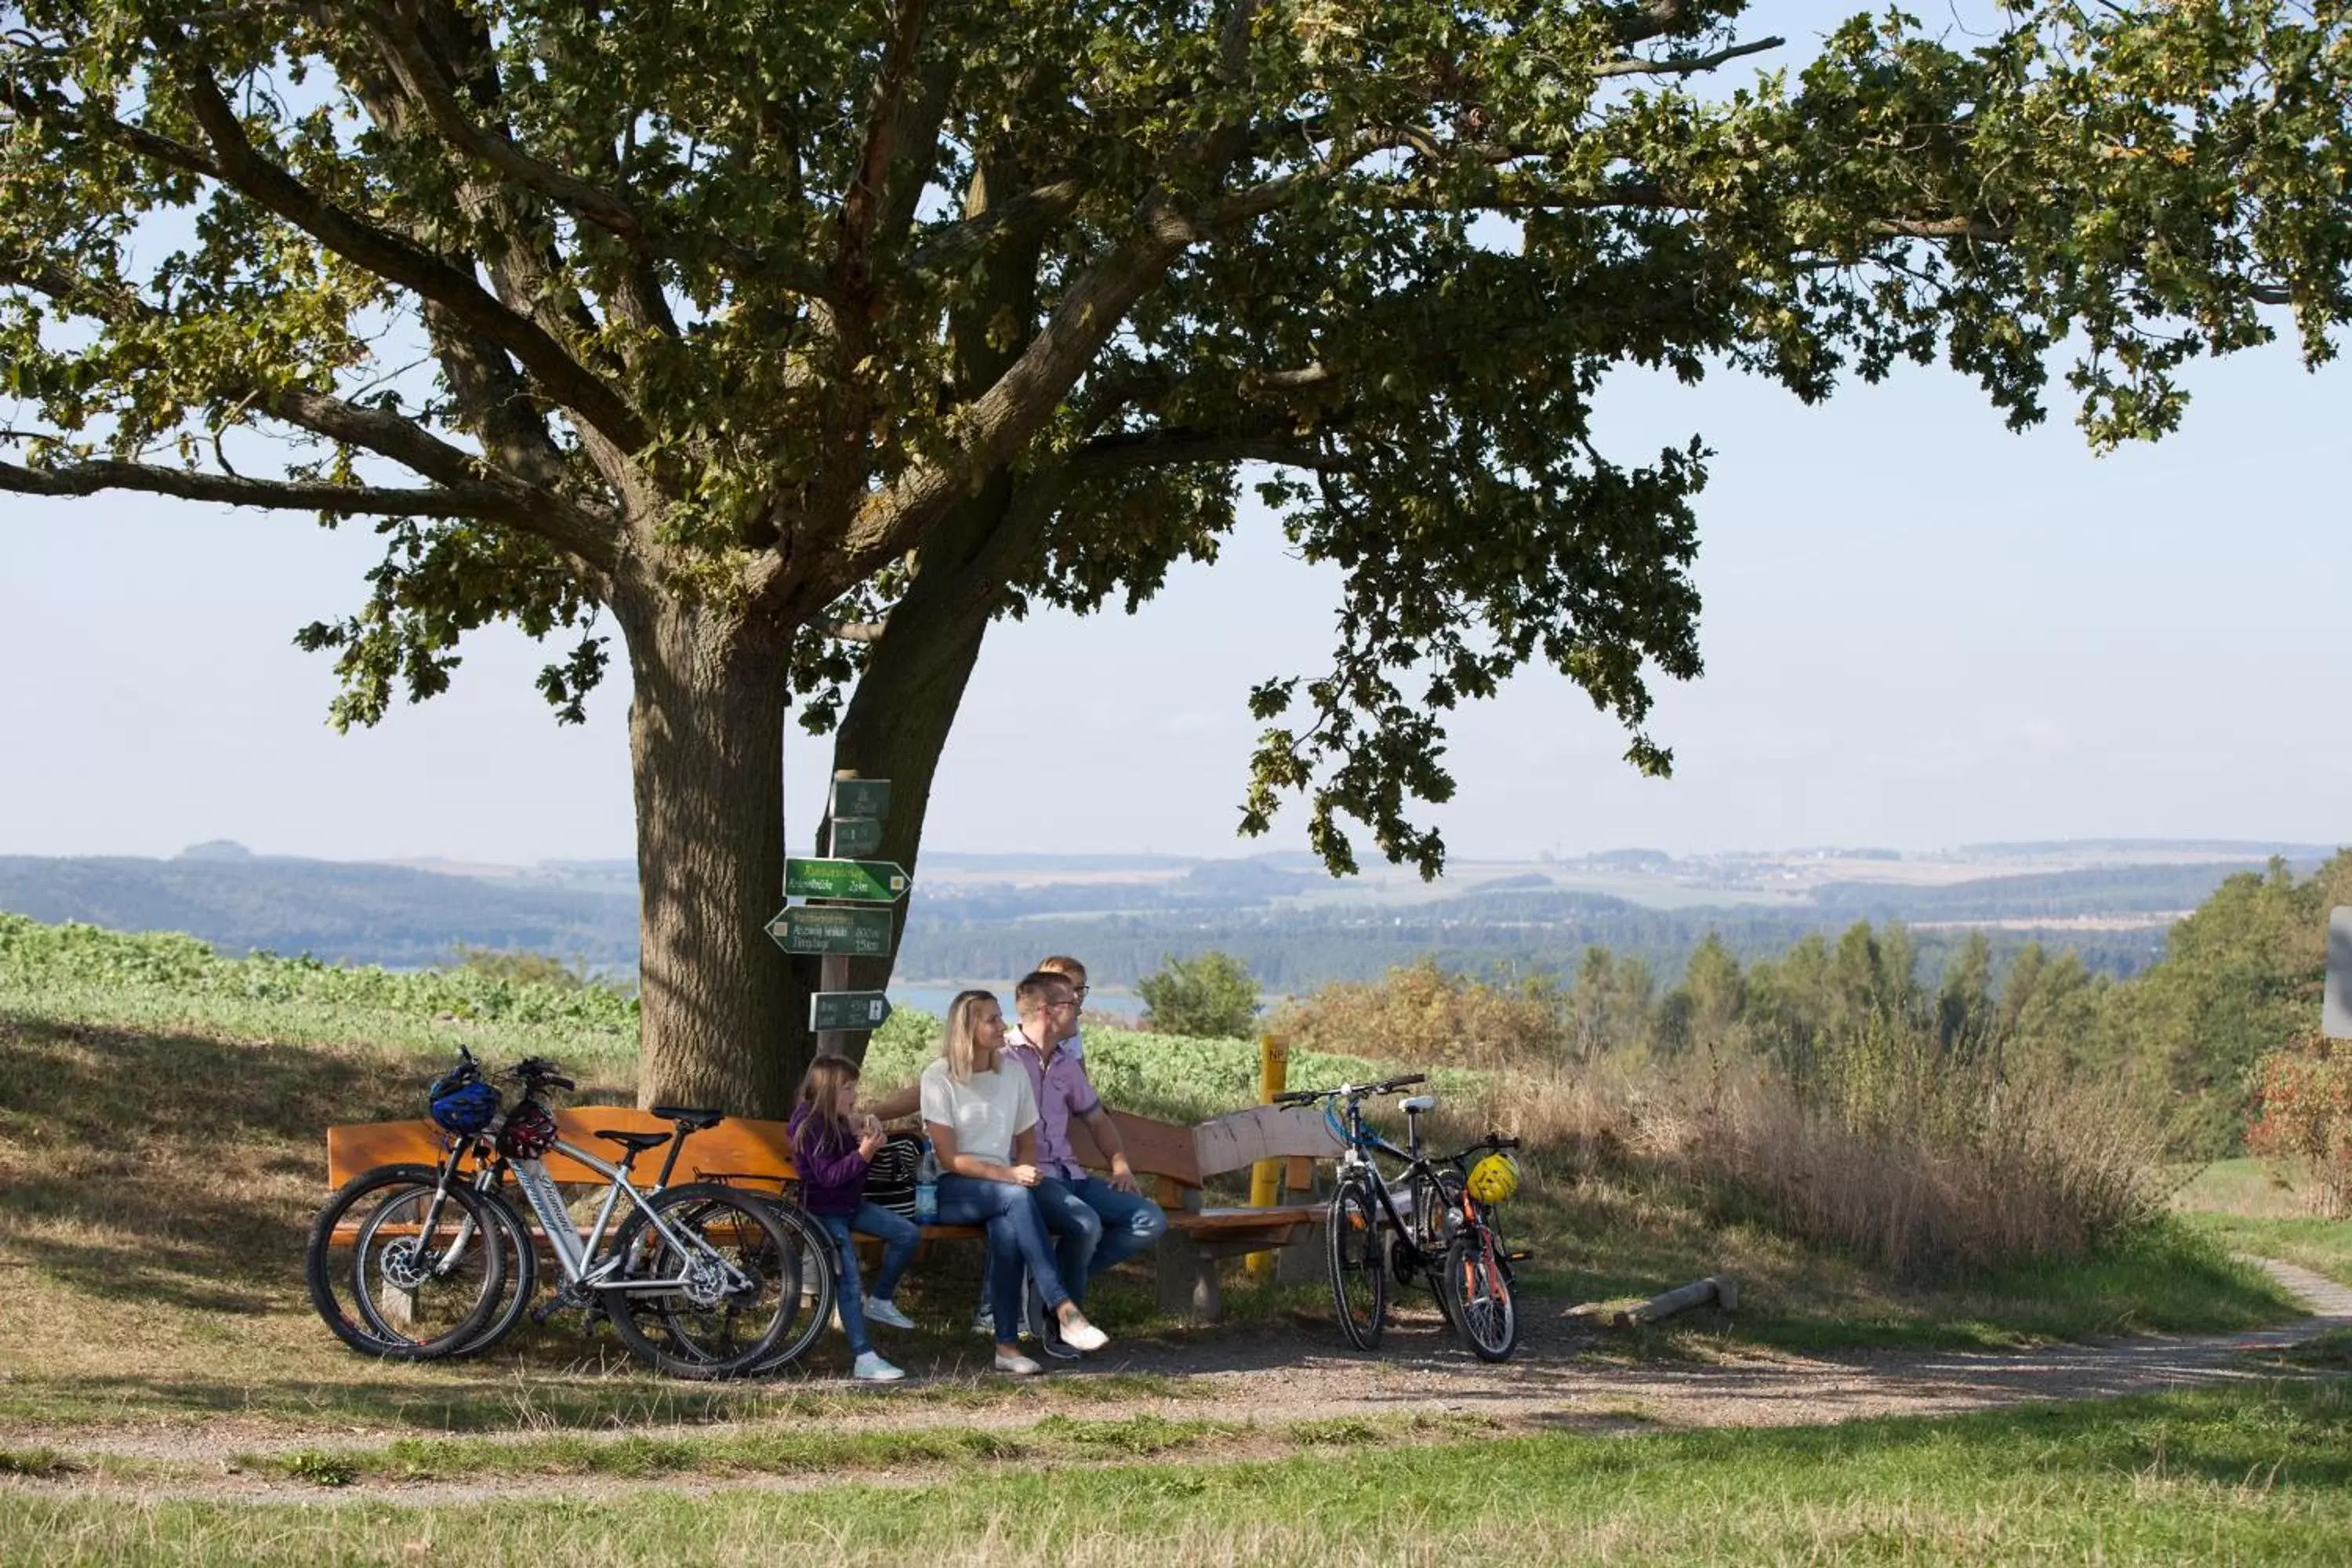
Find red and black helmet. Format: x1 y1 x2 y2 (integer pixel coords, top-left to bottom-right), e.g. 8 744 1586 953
496 1099 561 1160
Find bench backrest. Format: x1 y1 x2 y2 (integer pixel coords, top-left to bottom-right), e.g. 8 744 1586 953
328 1101 1336 1205
326 1105 797 1189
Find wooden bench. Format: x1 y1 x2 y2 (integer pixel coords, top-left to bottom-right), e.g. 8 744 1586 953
325 1100 1345 1320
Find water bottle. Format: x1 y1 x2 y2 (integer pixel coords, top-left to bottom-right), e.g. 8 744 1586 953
913 1138 939 1223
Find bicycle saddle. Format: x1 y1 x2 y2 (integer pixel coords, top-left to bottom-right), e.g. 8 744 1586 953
596 1128 673 1154
1399 1094 1436 1115
651 1105 724 1131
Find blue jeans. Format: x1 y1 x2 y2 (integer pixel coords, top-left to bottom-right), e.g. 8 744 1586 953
935 1174 1074 1340
978 1174 1171 1311
1034 1174 1168 1305
815 1201 919 1358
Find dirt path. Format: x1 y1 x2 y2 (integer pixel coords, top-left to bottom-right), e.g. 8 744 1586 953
9 1260 2345 1504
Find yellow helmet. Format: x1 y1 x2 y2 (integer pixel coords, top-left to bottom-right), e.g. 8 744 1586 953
1466 1152 1520 1206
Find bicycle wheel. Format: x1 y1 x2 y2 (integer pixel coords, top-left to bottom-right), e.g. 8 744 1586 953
1439 1225 1519 1362
645 1192 835 1374
601 1182 803 1379
1417 1168 1469 1334
441 1178 539 1358
1327 1177 1388 1351
306 1163 505 1360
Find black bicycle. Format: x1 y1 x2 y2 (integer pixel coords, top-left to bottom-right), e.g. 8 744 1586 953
1275 1075 1524 1360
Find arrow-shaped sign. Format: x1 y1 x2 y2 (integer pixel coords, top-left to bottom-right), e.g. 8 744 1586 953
767 906 895 956
785 857 910 902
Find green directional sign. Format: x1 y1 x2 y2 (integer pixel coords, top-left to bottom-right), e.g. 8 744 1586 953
767 905 895 956
785 858 909 902
811 990 893 1032
831 779 891 821
828 816 884 858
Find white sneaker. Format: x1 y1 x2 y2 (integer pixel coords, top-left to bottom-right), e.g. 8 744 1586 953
1057 1314 1109 1354
852 1351 905 1382
993 1350 1044 1376
865 1298 916 1331
971 1305 995 1338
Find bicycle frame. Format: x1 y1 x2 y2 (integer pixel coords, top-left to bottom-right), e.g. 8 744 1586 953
438 1128 753 1297
1330 1095 1447 1261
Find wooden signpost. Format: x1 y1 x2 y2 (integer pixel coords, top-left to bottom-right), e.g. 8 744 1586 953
768 775 909 1053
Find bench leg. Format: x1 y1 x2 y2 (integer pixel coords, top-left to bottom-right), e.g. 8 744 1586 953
1156 1231 1221 1322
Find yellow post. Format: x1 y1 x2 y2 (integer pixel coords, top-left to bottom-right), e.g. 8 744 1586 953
1246 1033 1289 1279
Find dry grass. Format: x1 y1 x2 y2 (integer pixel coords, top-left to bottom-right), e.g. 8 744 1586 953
1435 1055 2171 1283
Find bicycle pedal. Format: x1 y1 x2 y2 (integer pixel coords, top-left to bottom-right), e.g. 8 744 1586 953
1505 1249 1535 1262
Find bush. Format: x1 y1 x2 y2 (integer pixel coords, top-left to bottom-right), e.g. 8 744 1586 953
1135 951 1260 1039
2249 1034 2352 1217
1268 960 1568 1066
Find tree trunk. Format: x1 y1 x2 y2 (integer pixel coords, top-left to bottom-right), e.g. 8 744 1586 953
620 595 803 1116
816 485 1044 1054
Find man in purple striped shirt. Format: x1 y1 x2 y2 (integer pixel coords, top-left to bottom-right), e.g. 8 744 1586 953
1004 970 1167 1329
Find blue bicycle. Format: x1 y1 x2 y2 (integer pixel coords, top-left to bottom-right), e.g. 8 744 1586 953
1276 1074 1524 1359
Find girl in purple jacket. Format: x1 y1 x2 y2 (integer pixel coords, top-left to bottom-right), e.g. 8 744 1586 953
791 1054 922 1381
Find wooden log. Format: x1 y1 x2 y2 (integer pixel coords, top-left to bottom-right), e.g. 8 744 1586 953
1614 1275 1736 1328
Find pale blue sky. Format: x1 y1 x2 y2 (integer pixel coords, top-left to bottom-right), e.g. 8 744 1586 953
5 8 2347 868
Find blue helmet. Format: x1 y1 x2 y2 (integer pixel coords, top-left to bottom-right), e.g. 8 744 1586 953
427 1058 502 1135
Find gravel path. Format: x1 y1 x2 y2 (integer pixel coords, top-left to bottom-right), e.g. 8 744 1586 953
9 1259 2345 1504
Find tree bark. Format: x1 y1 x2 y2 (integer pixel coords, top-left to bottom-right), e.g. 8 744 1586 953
619 592 802 1116
816 482 1044 1052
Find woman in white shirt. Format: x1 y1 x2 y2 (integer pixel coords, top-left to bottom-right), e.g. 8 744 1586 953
923 989 1112 1374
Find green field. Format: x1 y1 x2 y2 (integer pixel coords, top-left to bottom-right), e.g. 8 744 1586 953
8 1381 2350 1565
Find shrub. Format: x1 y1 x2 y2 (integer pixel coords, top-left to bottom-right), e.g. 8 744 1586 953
2248 1034 2352 1217
1135 952 1260 1040
1268 960 1568 1067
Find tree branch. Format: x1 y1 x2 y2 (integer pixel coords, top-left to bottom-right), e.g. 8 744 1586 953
912 177 1089 271
0 455 524 520
833 0 932 296
144 24 651 452
1613 0 1713 47
361 3 651 252
1595 36 1784 77
0 256 619 566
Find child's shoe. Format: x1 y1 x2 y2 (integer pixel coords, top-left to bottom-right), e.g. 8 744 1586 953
852 1351 906 1382
865 1298 916 1330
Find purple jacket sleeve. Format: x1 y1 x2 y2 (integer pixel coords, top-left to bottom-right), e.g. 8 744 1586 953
791 1112 871 1190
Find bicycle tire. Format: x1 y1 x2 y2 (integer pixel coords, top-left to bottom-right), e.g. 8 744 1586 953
601 1182 803 1379
1418 1167 1470 1334
1327 1177 1387 1351
1439 1225 1520 1362
645 1191 837 1374
442 1179 539 1358
306 1163 506 1360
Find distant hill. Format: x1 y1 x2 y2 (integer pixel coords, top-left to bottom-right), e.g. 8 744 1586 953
0 840 2321 987
0 848 636 969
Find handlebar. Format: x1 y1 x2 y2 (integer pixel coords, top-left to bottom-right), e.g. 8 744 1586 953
1270 1073 1428 1106
506 1056 575 1092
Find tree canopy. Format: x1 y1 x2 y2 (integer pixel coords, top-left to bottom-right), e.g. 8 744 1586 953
5 0 2347 1106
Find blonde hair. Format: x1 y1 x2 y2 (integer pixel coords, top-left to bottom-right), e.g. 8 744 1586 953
793 1053 860 1151
942 989 1002 1083
1037 955 1087 986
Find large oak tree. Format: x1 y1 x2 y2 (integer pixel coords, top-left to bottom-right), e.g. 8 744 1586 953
5 0 2346 1113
